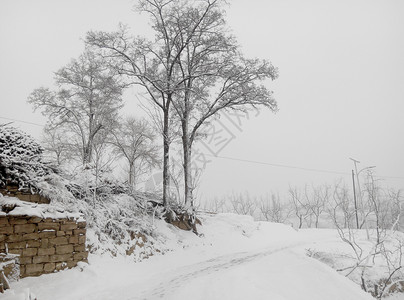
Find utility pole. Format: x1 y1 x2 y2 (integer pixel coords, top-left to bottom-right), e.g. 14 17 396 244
349 157 375 240
351 169 359 229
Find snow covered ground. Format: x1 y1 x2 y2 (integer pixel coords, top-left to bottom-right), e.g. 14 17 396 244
2 213 387 300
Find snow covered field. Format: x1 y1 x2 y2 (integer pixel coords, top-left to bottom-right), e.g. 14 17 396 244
3 213 397 300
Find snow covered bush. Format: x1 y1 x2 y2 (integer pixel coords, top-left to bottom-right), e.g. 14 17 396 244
0 126 55 193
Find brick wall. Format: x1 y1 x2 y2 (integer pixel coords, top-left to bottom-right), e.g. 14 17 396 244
0 215 88 277
0 186 50 204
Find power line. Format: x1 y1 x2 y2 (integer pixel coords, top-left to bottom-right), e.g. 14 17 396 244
1 115 403 180
0 116 44 127
204 153 350 176
204 153 404 180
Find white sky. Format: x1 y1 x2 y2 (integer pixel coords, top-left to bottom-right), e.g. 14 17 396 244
1 0 403 199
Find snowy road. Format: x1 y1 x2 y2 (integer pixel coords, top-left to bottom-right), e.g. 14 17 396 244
4 214 374 300
138 244 298 300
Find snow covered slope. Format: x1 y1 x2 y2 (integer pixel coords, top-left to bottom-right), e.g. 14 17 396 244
3 213 374 300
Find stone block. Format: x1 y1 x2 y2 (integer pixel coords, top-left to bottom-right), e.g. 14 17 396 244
0 242 5 250
56 244 73 255
0 234 5 242
0 217 8 226
56 231 65 237
19 256 32 265
38 222 59 231
22 248 38 257
55 262 68 271
22 232 39 240
77 221 86 228
30 194 41 203
65 230 73 235
16 194 31 202
7 249 22 256
69 235 79 244
73 252 88 261
40 238 49 248
74 244 86 252
50 254 73 263
0 226 13 234
26 240 41 248
78 235 86 245
5 185 18 192
44 262 55 273
61 223 77 231
7 241 27 249
8 217 28 225
25 263 43 275
49 237 68 246
39 231 56 238
74 229 86 236
28 217 42 224
6 234 23 242
38 247 55 256
67 260 78 268
33 255 50 264
14 224 36 234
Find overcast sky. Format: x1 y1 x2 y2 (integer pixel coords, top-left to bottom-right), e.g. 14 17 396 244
1 0 403 200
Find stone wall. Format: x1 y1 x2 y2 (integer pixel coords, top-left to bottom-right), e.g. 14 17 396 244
0 215 87 277
0 185 50 204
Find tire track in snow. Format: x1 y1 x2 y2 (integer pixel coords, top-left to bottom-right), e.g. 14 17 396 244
132 241 304 300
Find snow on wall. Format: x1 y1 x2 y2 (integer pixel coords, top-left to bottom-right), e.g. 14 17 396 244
0 196 87 279
0 184 50 204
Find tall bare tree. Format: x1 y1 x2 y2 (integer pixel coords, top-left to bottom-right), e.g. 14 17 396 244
86 0 193 206
28 50 123 166
166 0 278 208
86 0 278 210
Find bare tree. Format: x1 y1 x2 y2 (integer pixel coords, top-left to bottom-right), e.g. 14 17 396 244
259 193 291 223
306 185 330 228
86 0 278 210
289 186 311 229
165 0 278 208
111 117 160 190
364 171 388 244
41 125 74 167
328 179 404 298
28 50 123 166
388 189 402 232
86 3 185 206
329 183 355 229
202 196 227 214
230 192 257 217
376 238 403 299
91 135 117 203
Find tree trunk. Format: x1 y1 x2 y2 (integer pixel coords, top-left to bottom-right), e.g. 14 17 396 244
83 144 92 165
162 107 170 207
182 119 193 207
298 215 303 229
129 162 136 190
